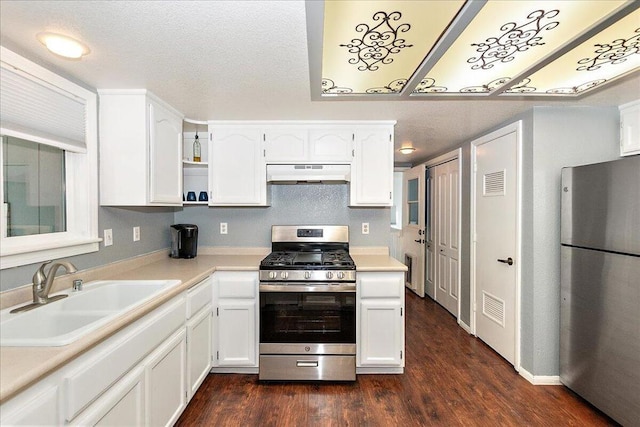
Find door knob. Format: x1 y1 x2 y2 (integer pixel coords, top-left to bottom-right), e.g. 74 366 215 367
497 257 514 266
414 239 421 243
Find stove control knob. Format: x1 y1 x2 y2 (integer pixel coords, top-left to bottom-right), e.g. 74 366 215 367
304 271 311 279
337 272 345 280
326 271 334 279
280 271 289 279
269 271 277 279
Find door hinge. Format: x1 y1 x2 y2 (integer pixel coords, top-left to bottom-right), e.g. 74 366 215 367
209 133 212 142
390 191 392 200
216 307 219 316
216 351 219 360
263 149 266 157
352 133 355 141
400 350 403 360
263 134 265 141
389 134 392 142
352 149 355 157
400 307 403 316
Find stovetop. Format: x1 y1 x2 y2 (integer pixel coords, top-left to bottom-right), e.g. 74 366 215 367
260 250 355 270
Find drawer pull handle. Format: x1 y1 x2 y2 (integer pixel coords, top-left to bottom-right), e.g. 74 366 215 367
296 361 319 368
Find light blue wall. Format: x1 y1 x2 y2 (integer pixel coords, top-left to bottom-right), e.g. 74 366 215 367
0 207 175 292
174 184 390 248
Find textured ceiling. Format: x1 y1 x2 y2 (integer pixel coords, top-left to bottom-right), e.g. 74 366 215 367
1 0 639 165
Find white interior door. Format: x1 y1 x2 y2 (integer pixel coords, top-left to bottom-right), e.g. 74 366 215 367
434 159 459 316
473 126 519 366
402 165 425 297
424 167 435 298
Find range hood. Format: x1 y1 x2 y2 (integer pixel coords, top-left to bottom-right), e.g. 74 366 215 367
266 164 351 184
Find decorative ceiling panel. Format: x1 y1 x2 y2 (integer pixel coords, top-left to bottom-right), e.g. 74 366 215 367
414 0 629 95
321 0 466 95
314 0 638 99
504 8 640 96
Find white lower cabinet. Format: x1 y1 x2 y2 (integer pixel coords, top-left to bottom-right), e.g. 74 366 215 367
357 271 405 373
146 329 187 427
0 276 214 426
211 271 259 372
186 305 213 398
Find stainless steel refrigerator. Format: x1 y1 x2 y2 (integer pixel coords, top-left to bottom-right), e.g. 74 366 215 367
560 155 640 426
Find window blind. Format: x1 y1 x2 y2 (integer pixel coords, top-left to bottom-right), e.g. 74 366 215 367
0 62 87 153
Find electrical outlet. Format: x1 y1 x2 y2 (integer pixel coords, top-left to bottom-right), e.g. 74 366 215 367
220 222 228 234
362 222 369 234
104 229 113 246
133 226 140 242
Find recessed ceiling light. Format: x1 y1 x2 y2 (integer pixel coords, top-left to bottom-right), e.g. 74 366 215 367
399 147 416 154
36 32 90 59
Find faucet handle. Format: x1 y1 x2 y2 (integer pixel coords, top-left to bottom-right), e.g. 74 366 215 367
32 261 52 287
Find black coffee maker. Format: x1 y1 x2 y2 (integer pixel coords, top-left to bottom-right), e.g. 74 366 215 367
170 224 198 259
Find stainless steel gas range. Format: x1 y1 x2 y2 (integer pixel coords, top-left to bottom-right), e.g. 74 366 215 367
258 225 356 381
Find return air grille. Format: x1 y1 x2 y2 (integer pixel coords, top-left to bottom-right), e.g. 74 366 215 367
483 170 505 196
482 291 505 327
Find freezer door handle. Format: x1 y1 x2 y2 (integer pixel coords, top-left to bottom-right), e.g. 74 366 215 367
497 257 514 266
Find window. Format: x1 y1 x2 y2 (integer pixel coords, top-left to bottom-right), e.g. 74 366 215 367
407 177 419 225
0 46 99 269
2 136 66 237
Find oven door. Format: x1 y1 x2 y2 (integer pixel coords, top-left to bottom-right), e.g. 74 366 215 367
259 283 356 354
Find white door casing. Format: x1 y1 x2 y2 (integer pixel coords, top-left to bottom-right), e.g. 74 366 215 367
471 122 522 368
402 165 425 297
434 159 460 317
424 167 435 298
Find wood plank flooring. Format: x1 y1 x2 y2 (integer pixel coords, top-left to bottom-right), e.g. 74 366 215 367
176 290 616 426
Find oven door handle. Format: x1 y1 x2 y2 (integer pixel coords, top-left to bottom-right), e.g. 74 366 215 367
259 283 356 292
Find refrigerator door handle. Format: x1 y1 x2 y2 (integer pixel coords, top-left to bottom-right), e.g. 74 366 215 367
497 257 514 266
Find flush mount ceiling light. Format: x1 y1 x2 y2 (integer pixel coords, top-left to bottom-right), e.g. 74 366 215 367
399 146 416 154
37 32 90 59
307 0 639 99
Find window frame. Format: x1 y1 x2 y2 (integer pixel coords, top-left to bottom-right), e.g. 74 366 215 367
0 46 99 269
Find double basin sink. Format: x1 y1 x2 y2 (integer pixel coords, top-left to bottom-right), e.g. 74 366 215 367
0 280 181 347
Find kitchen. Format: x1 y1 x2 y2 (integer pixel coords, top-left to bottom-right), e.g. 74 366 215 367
1 1 639 426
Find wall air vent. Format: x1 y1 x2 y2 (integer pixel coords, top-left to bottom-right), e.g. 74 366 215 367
482 291 505 327
483 170 506 196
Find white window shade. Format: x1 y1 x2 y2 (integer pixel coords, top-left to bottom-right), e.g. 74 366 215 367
0 62 87 153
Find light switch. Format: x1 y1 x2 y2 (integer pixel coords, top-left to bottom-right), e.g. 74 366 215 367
104 229 113 246
362 223 369 234
133 226 140 242
220 223 228 234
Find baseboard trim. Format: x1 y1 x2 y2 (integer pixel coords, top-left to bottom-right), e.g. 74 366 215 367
519 367 562 385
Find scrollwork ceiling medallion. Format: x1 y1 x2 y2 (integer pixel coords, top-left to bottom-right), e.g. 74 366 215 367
468 9 561 71
576 27 640 71
340 11 414 72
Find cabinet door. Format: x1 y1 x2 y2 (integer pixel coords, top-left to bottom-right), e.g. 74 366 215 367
351 129 394 206
187 306 212 399
209 127 267 205
0 385 59 426
146 329 187 427
72 367 145 427
264 128 307 162
214 299 257 367
149 100 183 204
358 300 403 367
309 129 353 162
620 101 640 156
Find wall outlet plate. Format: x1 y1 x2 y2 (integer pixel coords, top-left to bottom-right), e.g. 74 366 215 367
362 223 369 234
133 226 140 242
104 229 113 246
220 223 228 234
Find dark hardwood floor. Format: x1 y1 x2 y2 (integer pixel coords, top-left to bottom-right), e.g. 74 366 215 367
176 290 615 426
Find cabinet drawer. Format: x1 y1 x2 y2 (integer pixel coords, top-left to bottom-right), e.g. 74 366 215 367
187 277 212 318
216 274 257 298
63 296 186 421
359 273 404 298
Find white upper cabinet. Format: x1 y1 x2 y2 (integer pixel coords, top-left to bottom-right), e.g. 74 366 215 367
264 125 354 163
350 126 394 206
209 125 268 206
99 90 183 206
620 100 640 157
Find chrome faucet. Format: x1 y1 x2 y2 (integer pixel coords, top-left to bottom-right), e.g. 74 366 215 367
10 260 78 313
